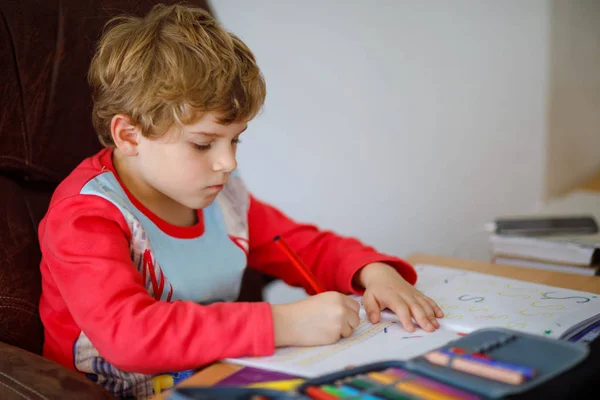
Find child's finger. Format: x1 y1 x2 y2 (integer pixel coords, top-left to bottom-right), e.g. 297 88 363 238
341 322 354 338
385 296 414 333
416 297 440 329
405 298 435 332
347 308 361 329
362 294 381 324
343 296 361 314
424 296 444 318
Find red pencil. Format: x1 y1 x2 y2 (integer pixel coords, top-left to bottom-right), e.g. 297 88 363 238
305 386 339 400
273 235 324 294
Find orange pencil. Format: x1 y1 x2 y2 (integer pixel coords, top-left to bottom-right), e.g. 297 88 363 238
273 235 324 294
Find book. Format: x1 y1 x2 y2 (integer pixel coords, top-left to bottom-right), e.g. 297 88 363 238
489 234 600 266
492 255 600 276
225 264 600 378
489 191 600 267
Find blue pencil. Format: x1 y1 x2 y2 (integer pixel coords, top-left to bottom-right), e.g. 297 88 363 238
336 384 385 400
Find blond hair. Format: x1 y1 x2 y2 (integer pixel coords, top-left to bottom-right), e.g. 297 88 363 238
88 2 266 147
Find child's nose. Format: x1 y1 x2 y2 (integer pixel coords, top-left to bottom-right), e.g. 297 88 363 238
212 147 237 172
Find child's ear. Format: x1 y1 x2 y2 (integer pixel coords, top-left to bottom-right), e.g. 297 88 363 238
110 114 141 156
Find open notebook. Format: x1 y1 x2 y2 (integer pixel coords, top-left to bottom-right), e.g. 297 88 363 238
225 264 600 377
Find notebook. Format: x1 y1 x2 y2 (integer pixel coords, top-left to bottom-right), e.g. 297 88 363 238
225 264 600 378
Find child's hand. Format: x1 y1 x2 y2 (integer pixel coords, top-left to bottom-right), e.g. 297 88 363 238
357 262 444 333
271 292 360 347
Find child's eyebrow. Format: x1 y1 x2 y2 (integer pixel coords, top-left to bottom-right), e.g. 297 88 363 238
188 126 248 137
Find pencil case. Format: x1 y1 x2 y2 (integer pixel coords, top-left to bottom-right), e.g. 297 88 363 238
167 327 589 400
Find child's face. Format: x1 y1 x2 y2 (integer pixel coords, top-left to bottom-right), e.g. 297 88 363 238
135 111 247 210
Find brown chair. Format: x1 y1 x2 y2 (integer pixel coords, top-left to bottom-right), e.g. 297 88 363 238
0 1 274 398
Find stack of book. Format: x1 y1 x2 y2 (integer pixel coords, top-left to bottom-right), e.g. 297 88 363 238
490 191 600 276
490 234 600 276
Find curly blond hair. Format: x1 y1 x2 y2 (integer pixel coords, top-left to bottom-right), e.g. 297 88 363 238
88 2 266 147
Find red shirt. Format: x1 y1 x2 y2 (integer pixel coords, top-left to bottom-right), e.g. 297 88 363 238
38 148 416 398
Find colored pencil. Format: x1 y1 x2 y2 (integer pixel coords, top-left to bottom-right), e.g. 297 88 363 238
347 378 415 400
334 384 386 400
395 380 461 400
424 351 526 385
441 349 535 379
367 371 458 400
385 368 480 400
247 378 305 390
320 384 348 397
273 235 324 294
305 385 339 400
367 371 398 385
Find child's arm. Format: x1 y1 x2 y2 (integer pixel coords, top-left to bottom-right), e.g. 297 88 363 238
247 195 443 336
247 195 417 294
40 196 274 374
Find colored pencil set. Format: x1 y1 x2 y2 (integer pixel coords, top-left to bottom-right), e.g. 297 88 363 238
302 366 480 400
169 329 589 400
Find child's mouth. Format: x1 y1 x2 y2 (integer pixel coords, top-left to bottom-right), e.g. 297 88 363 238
206 184 224 191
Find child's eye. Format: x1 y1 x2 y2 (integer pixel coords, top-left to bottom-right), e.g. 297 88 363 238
193 142 212 151
192 138 241 151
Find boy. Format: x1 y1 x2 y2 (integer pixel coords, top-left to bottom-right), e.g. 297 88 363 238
38 3 443 399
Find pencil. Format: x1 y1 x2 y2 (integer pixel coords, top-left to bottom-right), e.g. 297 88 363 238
425 351 526 385
384 368 481 400
273 235 324 294
247 378 305 390
305 385 339 400
442 349 535 379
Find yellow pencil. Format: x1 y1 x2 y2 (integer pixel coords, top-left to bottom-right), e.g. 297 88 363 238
396 380 462 400
368 371 462 400
366 371 397 385
246 378 305 391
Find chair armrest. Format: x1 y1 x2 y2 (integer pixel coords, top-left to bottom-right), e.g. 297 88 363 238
0 341 115 399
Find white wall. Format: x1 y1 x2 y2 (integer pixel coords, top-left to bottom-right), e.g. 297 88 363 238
544 0 600 199
211 0 550 262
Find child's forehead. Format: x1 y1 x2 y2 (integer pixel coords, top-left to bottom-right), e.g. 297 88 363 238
179 111 248 136
186 112 247 129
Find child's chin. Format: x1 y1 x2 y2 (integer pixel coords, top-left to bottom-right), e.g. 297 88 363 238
184 196 217 210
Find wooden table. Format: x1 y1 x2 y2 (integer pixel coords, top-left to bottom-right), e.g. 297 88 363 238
151 252 600 399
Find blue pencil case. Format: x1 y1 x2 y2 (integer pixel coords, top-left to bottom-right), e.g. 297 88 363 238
167 327 589 399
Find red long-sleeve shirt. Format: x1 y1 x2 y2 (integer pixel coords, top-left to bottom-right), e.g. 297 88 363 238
38 148 416 399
